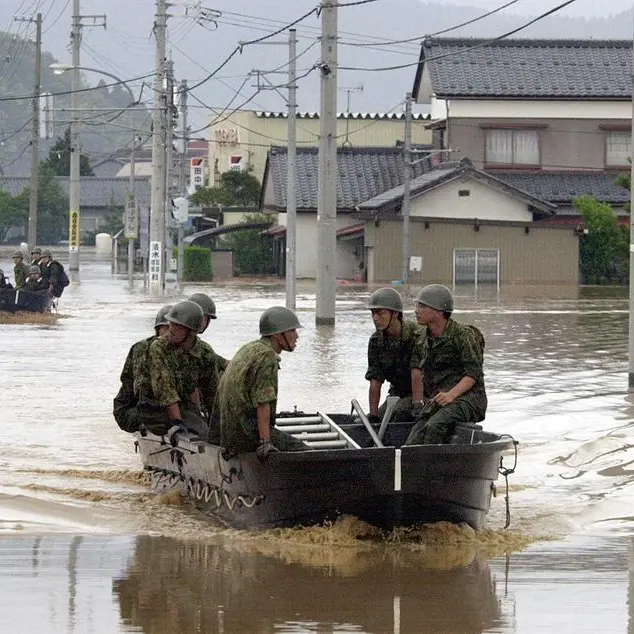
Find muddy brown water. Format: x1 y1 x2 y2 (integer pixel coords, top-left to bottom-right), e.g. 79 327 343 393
1 258 633 633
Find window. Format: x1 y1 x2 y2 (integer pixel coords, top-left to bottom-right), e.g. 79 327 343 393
454 248 499 288
485 129 539 166
606 131 631 167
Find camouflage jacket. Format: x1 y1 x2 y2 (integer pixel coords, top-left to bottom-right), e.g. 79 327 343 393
365 320 424 397
13 262 29 289
417 319 487 418
117 335 156 401
189 336 227 414
218 338 279 454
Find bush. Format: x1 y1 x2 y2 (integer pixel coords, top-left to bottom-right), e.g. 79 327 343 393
173 246 213 281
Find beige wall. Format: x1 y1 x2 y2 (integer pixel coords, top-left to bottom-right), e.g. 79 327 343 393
365 219 579 285
445 117 628 171
208 111 432 185
410 177 534 222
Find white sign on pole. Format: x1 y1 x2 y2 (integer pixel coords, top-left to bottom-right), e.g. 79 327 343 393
409 256 423 272
149 240 162 284
124 193 138 239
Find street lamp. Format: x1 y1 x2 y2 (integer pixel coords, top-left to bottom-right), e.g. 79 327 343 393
49 63 138 277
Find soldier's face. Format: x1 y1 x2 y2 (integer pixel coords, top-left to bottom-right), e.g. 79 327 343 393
415 302 435 325
278 329 298 352
371 308 392 331
168 322 191 344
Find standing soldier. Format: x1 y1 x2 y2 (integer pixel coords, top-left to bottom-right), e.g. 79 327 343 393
218 306 308 462
39 250 67 297
113 305 172 433
12 251 29 289
30 247 42 267
405 285 487 445
365 287 425 426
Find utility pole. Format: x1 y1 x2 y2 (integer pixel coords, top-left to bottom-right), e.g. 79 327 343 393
285 29 297 310
15 12 42 252
401 92 413 285
177 78 188 290
629 6 634 389
149 0 168 294
164 58 174 288
316 1 338 326
68 0 81 270
126 113 137 286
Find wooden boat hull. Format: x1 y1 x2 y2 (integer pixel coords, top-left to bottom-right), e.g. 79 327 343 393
0 288 53 313
135 421 515 531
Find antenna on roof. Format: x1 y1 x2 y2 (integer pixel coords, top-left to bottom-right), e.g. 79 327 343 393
338 84 363 147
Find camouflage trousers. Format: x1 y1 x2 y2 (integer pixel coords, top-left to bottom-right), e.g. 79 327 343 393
135 399 208 437
378 395 415 422
405 400 478 445
221 417 309 457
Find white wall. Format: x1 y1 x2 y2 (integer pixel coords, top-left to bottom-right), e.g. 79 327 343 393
409 177 534 222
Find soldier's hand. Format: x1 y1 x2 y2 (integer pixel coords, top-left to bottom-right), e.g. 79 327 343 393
256 439 279 463
367 414 381 426
166 421 187 447
411 400 425 417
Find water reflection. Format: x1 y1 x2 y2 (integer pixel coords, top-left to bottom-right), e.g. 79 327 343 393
113 536 508 634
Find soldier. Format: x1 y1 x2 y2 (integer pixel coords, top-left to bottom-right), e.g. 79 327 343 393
218 305 309 462
142 300 210 440
0 269 12 290
405 284 487 445
113 304 172 433
39 249 67 297
187 292 217 335
30 247 42 268
365 287 425 427
12 251 29 289
22 265 47 292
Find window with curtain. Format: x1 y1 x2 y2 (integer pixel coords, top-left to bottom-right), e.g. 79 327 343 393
485 129 539 166
605 131 631 167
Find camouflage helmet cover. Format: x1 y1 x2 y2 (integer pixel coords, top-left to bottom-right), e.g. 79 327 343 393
187 292 217 319
28 265 41 275
415 284 454 312
12 251 24 259
367 287 403 313
40 249 53 258
154 304 173 329
259 306 303 336
166 300 205 333
31 247 42 255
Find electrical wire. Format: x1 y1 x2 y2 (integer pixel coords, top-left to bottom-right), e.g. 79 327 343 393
0 117 33 144
334 0 382 6
42 0 70 34
339 0 580 72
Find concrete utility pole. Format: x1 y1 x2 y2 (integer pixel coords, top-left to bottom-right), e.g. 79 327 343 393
149 0 168 294
164 58 175 287
14 12 42 252
315 1 338 326
127 112 137 286
629 8 634 389
401 92 413 285
177 78 188 290
68 0 81 271
285 28 297 310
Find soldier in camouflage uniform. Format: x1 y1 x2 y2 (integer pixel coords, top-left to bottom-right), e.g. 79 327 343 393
12 251 29 289
142 300 210 439
112 304 172 433
365 287 425 426
218 306 309 461
405 284 487 445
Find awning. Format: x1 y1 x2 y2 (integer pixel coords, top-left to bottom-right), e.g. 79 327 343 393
336 223 364 240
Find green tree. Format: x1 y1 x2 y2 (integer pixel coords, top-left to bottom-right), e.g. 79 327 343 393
0 189 26 243
575 194 629 284
222 213 276 276
190 171 261 207
42 127 94 176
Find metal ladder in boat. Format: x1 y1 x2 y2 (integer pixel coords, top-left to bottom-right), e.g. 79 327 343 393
274 412 361 450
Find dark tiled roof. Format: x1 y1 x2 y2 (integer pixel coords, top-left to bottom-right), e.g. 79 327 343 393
414 38 632 99
359 159 555 215
0 176 151 207
264 146 431 210
491 171 630 205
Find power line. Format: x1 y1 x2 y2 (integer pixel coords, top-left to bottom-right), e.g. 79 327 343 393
334 0 382 6
339 0 580 72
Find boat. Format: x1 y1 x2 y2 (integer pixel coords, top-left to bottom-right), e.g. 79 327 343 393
0 288 54 313
134 397 518 532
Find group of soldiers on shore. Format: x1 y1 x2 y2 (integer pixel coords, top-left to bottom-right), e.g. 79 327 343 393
1 247 68 297
113 283 487 461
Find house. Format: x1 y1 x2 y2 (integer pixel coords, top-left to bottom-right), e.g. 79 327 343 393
260 146 432 279
412 37 632 208
0 176 151 238
210 110 432 186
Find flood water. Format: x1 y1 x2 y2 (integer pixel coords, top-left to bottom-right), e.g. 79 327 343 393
2 254 634 633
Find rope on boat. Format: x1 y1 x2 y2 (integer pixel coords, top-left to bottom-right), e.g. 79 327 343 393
497 435 519 529
186 477 264 510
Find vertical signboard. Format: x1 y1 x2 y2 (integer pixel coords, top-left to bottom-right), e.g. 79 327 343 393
149 240 162 285
124 193 138 239
69 210 79 252
139 203 150 260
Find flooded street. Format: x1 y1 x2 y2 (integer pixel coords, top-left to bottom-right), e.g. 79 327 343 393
2 255 634 633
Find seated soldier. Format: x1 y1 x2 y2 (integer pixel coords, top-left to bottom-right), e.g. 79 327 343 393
0 269 13 290
22 265 47 293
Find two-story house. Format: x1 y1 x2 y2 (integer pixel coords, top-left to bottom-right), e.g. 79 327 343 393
412 37 632 222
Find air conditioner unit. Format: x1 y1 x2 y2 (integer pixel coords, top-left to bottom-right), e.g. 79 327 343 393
229 164 243 172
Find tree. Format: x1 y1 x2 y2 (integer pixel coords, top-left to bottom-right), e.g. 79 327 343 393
574 194 629 284
0 189 26 243
190 171 261 207
42 127 94 176
221 213 276 276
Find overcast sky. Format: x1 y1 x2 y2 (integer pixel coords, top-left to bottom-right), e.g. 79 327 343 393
1 0 633 130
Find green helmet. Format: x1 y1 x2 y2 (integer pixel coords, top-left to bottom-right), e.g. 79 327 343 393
166 300 204 332
367 287 403 313
31 247 41 256
154 304 173 329
12 251 23 259
28 265 41 275
41 249 52 258
415 284 454 312
187 292 217 319
259 306 303 336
